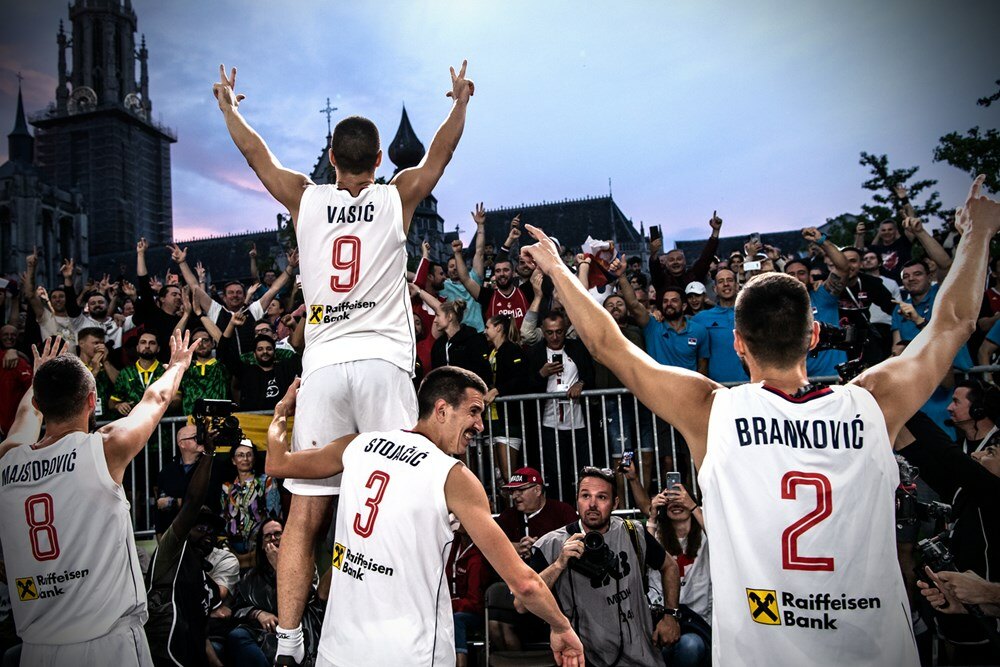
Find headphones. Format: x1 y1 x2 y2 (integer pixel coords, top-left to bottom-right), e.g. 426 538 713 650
966 380 988 421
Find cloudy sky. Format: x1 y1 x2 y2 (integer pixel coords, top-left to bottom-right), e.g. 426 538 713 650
0 1 997 247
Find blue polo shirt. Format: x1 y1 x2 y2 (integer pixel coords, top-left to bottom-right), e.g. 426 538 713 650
441 269 485 332
807 284 847 380
692 305 749 383
891 283 973 370
987 318 1000 347
643 317 709 371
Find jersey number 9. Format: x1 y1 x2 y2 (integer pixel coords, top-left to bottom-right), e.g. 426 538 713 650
331 236 362 292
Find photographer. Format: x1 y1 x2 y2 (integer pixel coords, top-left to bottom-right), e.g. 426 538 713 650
529 467 681 666
896 409 1000 662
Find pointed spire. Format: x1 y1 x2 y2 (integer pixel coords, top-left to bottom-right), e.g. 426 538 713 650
388 104 425 172
9 78 34 164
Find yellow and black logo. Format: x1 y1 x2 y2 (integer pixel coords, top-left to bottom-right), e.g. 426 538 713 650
332 542 346 570
16 577 38 602
746 588 781 625
308 305 324 325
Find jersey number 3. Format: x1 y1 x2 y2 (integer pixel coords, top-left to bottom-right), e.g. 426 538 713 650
25 493 60 561
353 470 390 538
780 471 834 571
330 236 361 292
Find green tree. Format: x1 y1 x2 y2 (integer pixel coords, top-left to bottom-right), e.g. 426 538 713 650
857 152 942 227
933 79 1000 193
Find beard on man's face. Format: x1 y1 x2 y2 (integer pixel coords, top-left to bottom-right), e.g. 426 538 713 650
138 349 158 360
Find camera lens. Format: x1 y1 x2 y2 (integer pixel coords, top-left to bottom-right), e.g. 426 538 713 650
583 531 604 551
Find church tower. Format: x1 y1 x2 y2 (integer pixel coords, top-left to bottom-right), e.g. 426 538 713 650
30 0 175 259
388 105 445 260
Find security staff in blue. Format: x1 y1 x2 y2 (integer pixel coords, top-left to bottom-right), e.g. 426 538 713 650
622 283 709 373
692 268 749 382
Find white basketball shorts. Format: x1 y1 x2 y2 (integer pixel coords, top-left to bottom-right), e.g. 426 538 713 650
284 359 418 496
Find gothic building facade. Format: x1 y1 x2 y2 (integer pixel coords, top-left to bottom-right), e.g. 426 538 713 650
29 0 175 261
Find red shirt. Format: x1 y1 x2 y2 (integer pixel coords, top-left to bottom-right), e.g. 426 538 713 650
0 358 33 435
477 285 531 329
448 538 489 615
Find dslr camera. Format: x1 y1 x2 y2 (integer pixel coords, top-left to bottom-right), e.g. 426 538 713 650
895 457 951 528
193 398 243 449
569 531 623 585
812 307 870 381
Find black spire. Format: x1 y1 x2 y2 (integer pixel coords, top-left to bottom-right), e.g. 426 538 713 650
388 105 425 172
8 79 33 164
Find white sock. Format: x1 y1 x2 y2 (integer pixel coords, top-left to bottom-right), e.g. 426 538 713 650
276 624 305 663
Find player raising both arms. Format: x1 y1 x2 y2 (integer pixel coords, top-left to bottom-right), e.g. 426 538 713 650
214 61 474 665
520 176 1000 666
266 367 584 667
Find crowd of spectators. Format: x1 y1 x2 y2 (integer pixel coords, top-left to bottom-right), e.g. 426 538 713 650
1 185 998 664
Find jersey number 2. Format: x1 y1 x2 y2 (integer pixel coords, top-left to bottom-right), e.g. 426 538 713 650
25 493 60 561
353 470 390 538
780 471 833 571
330 236 361 292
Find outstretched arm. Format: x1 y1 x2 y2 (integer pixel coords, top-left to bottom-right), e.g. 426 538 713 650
905 216 953 275
855 176 1000 441
471 203 487 278
445 464 584 666
522 225 720 467
265 379 354 478
452 238 482 299
172 444 215 540
213 65 312 222
391 61 474 235
99 330 199 484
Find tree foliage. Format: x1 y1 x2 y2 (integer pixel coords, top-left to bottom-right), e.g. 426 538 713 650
857 152 941 226
933 79 1000 193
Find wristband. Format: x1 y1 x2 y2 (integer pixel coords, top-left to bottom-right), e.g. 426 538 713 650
817 233 828 245
500 244 511 255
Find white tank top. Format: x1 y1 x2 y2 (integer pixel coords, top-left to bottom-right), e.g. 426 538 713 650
319 430 459 667
699 383 918 666
0 432 146 644
297 183 416 379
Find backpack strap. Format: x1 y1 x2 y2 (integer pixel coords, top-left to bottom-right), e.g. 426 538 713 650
622 518 649 593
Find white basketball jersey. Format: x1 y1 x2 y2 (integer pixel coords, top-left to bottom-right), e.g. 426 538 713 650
319 430 459 667
699 383 918 666
0 432 146 645
297 183 415 379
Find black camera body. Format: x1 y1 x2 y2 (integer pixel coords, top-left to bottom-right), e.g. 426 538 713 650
812 307 871 381
568 531 622 585
895 457 952 527
193 398 243 449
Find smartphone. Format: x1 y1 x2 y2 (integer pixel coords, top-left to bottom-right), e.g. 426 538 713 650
649 225 662 242
747 232 761 246
665 471 682 491
618 451 635 472
743 260 762 271
552 353 563 365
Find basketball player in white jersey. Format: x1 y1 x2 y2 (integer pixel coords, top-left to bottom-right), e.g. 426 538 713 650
265 367 585 667
0 329 197 667
213 61 475 663
519 176 1000 666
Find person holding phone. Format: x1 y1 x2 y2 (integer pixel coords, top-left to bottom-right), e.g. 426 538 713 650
648 212 723 297
519 177 1000 666
527 312 594 500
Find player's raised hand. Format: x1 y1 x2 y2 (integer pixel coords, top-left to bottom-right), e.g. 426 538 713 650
521 225 563 275
31 336 68 372
550 626 586 667
167 329 198 371
964 175 1000 235
213 64 246 111
168 243 187 264
447 60 475 104
709 210 723 232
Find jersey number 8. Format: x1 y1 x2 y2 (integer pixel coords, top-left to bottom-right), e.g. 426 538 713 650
25 493 60 562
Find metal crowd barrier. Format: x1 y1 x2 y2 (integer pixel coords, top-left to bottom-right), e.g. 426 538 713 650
119 368 987 538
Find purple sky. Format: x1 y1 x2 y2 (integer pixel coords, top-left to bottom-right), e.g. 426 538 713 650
1 0 997 248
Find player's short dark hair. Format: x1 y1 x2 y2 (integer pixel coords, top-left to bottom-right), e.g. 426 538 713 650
331 116 380 174
417 366 488 419
735 273 812 368
33 355 95 423
77 327 106 343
